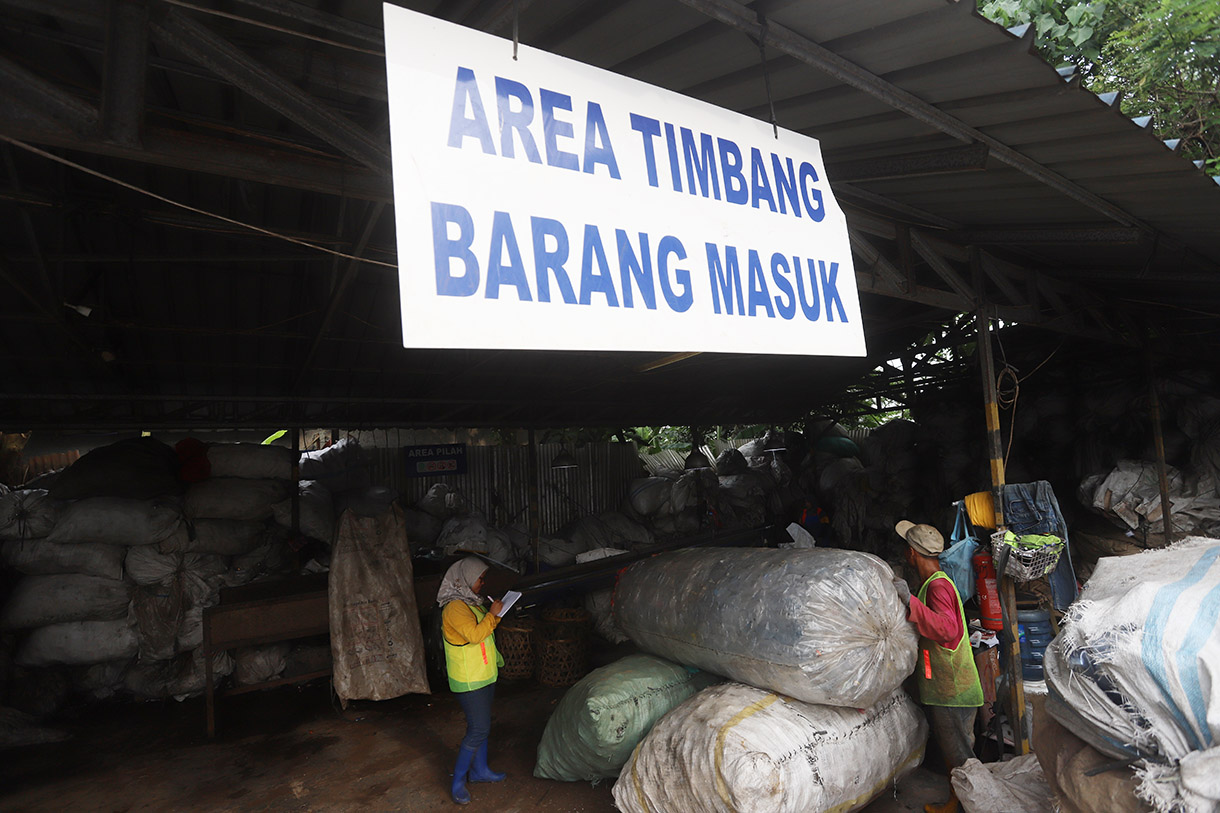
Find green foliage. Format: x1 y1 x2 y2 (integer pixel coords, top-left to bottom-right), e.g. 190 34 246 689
978 0 1220 173
261 429 288 445
625 426 693 454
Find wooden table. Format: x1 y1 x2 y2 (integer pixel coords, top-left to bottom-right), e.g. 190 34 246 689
202 582 330 737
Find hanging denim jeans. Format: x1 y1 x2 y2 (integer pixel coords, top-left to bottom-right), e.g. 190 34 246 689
1001 481 1079 610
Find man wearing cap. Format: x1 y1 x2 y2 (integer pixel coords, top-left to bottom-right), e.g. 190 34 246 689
893 520 984 813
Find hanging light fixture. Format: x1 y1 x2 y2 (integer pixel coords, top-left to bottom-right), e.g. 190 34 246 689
683 447 711 469
684 425 711 469
550 445 578 469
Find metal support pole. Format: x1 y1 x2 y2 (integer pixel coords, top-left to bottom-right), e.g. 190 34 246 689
527 428 540 573
101 0 148 147
1147 354 1176 546
976 306 1030 756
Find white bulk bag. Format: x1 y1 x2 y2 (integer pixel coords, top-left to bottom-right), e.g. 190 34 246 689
613 683 927 813
159 518 265 555
625 477 675 517
330 504 429 702
1 574 132 630
577 547 631 644
1046 537 1220 813
16 619 139 666
124 547 227 586
1 539 125 579
614 547 917 708
233 643 291 686
46 497 182 545
123 649 234 699
0 490 62 540
184 478 292 521
271 480 335 544
206 443 294 480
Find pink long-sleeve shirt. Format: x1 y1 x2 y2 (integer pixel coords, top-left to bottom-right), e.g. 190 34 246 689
906 576 964 648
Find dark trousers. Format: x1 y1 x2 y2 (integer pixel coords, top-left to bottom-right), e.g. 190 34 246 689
455 683 495 752
928 705 978 769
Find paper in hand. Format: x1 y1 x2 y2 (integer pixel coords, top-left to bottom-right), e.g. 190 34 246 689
496 590 522 617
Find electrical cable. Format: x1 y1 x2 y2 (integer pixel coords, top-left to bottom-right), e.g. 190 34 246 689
512 0 520 60
0 136 399 270
995 338 1063 470
755 14 779 140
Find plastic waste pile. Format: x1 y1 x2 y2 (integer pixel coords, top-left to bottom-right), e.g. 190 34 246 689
1045 537 1220 813
0 437 349 712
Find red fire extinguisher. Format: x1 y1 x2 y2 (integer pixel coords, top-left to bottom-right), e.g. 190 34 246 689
974 551 1003 631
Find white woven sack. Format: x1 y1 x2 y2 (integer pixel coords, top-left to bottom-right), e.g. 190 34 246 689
951 755 1055 813
206 443 294 480
16 619 138 667
0 490 62 540
124 547 227 586
1 574 132 630
578 547 630 643
233 643 290 686
184 478 292 520
613 683 926 813
46 497 182 545
1 539 124 579
271 480 335 544
1047 536 1220 812
159 518 265 555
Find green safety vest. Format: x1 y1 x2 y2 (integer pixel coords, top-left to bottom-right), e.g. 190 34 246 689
443 603 503 693
916 572 984 708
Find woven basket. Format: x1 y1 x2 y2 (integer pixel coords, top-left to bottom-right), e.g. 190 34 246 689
536 636 589 687
539 607 592 639
496 619 536 681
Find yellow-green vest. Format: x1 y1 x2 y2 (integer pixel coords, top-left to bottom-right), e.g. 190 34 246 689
916 572 984 707
443 603 503 693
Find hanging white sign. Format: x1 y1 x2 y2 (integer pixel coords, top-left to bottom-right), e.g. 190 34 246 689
383 4 865 356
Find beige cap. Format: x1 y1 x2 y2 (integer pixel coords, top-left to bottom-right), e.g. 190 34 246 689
895 520 944 556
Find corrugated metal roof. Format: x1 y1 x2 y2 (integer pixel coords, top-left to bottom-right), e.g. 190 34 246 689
0 0 1216 430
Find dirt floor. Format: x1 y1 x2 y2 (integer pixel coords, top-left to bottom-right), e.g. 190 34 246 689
1 678 952 812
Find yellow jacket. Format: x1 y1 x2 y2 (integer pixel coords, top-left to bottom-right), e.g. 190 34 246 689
442 600 502 692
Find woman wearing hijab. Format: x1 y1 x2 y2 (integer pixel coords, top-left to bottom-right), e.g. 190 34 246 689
437 556 506 805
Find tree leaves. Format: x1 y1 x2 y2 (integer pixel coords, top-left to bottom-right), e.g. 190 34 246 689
978 0 1219 174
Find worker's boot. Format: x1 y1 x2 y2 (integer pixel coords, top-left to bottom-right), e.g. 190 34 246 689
451 747 475 805
924 793 959 813
469 741 506 783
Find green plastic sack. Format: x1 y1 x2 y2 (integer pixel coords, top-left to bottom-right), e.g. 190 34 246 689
534 653 721 782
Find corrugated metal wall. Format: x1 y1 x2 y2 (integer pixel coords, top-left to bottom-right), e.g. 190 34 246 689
367 442 644 535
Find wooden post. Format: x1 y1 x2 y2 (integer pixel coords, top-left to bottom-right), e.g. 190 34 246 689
1146 355 1176 546
527 428 540 573
975 307 1030 755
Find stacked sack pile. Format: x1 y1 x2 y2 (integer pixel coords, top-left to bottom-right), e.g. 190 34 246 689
534 546 929 813
0 436 324 710
420 479 658 574
628 432 805 541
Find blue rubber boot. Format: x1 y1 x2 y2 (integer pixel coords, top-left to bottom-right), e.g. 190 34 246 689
451 747 475 805
469 741 506 783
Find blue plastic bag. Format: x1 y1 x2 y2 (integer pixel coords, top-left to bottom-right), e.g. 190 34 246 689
939 502 977 601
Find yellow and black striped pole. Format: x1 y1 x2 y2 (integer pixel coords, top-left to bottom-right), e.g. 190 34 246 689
975 307 1030 756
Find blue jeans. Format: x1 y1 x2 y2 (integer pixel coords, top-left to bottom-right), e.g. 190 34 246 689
456 683 495 752
1002 481 1078 609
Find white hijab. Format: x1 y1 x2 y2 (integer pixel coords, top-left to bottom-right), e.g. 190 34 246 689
437 556 488 608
